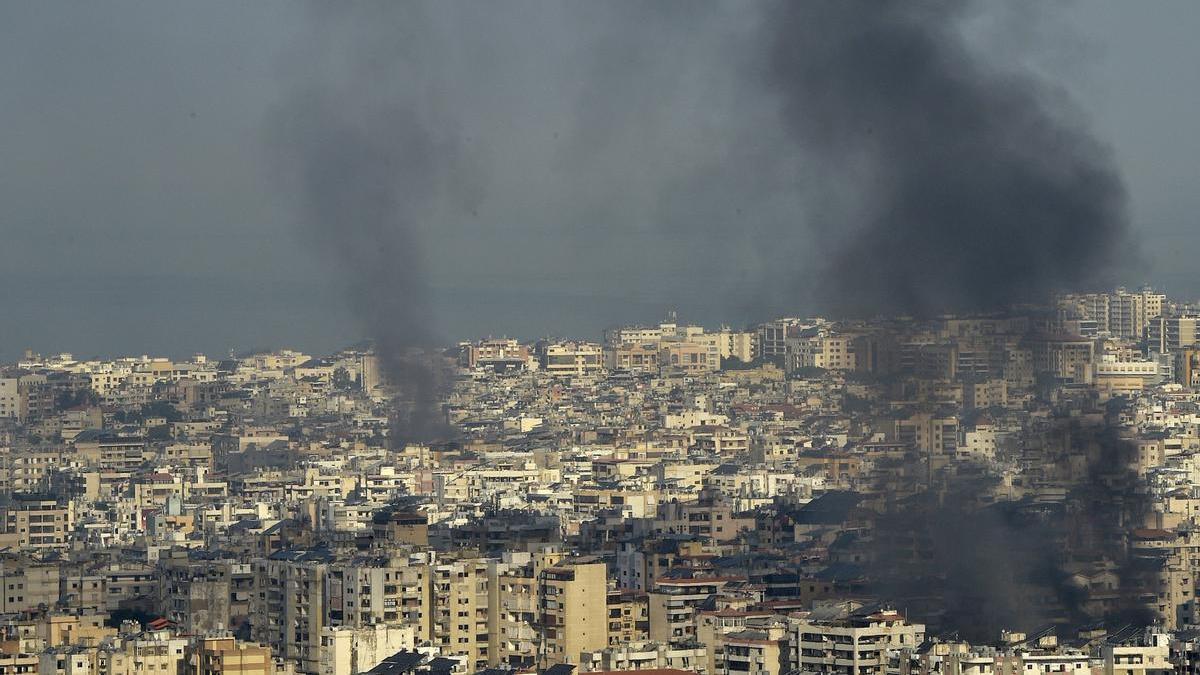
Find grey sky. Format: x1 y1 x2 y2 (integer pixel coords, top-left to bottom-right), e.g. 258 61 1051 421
1 1 1197 360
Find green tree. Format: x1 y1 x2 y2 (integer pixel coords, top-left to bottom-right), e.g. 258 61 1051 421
332 366 354 391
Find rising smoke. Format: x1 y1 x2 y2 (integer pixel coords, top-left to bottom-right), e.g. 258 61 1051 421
266 2 782 439
766 0 1133 316
267 5 481 442
271 2 1134 358
268 3 807 361
269 1 1144 635
763 0 1144 638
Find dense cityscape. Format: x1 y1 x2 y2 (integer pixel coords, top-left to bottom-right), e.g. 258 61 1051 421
0 287 1198 675
7 1 1200 675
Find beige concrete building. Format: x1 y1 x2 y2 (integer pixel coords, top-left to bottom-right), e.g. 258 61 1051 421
250 556 328 674
488 553 549 669
538 342 605 377
0 496 74 550
460 339 531 371
962 378 1007 409
1061 288 1165 340
0 378 19 421
717 624 788 675
34 613 114 648
1149 314 1200 352
317 625 416 675
1101 633 1170 675
701 329 754 364
649 577 735 643
607 343 660 374
892 413 959 458
692 426 749 457
189 637 275 675
158 557 237 635
72 431 148 473
786 609 924 675
40 630 189 675
605 590 650 647
538 561 608 668
328 557 431 642
660 342 719 375
786 333 857 373
431 558 491 672
0 560 61 613
582 641 707 674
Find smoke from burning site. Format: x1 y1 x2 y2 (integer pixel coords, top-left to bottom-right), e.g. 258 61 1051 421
268 1 1139 638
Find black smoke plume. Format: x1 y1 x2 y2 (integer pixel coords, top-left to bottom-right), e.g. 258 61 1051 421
263 3 770 436
866 414 1153 641
267 8 475 442
765 0 1149 639
264 1 1150 638
767 0 1132 316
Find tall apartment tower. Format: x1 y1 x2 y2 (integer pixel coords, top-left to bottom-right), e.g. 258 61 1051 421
1149 314 1200 353
360 354 381 392
431 558 492 672
538 561 608 667
1061 287 1165 340
250 555 328 674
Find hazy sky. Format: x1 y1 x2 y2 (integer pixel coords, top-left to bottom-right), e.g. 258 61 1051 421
1 2 1197 361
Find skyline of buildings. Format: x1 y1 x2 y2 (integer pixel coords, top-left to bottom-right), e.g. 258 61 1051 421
5 3 1197 675
1 285 1200 674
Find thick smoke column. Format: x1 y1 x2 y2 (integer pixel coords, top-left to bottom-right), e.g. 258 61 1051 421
768 0 1131 316
764 0 1146 638
265 3 1147 636
265 2 768 438
268 7 476 442
267 3 806 342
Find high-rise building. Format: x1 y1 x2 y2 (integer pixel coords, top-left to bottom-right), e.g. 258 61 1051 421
0 495 75 550
754 321 794 361
649 577 735 644
0 377 19 420
538 561 608 667
158 556 236 634
489 550 565 668
360 354 381 392
1060 287 1165 340
328 556 431 643
1178 348 1200 387
717 623 788 675
659 342 719 374
1149 314 1200 352
431 558 492 672
251 553 330 674
459 339 531 372
786 609 924 675
785 331 857 373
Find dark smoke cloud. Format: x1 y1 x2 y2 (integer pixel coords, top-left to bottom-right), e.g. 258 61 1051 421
269 1 1134 372
267 5 480 441
267 4 1148 635
767 0 1134 316
266 2 790 436
764 1 1148 637
868 415 1154 641
267 2 812 356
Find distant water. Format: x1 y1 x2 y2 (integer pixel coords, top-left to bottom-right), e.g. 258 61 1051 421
0 273 764 362
1 273 356 362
